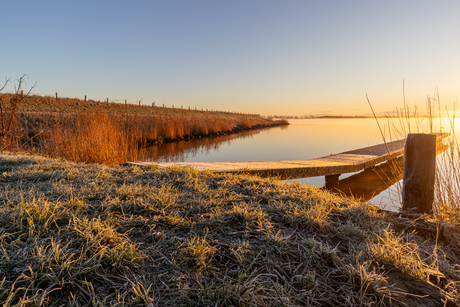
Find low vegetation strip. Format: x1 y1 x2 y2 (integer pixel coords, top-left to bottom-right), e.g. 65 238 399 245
0 152 459 306
0 92 287 165
1 93 260 117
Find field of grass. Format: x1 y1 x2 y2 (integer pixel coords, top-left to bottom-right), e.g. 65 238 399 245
0 152 459 306
2 93 261 117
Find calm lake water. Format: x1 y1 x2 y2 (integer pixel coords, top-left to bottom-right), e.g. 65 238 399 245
144 118 452 210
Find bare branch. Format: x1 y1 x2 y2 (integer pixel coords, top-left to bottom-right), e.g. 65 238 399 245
0 78 11 93
0 74 36 151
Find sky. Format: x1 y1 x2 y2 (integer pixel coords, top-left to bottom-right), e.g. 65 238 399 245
2 1 460 116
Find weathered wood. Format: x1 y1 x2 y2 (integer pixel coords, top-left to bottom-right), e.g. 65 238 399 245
325 174 340 189
402 133 436 214
126 133 448 181
332 141 449 201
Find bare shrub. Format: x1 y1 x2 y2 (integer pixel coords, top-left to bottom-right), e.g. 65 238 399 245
0 75 36 151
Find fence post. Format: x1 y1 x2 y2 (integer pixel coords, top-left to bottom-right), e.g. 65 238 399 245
125 99 127 106
402 133 436 214
106 98 108 104
55 92 58 100
84 95 87 101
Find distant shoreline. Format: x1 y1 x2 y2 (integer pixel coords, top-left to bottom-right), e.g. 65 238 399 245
270 115 446 119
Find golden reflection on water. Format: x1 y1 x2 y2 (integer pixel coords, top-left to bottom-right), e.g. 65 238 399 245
142 128 269 162
143 117 460 163
142 118 391 163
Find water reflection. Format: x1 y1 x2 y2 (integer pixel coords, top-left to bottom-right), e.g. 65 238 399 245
142 127 273 162
331 157 404 201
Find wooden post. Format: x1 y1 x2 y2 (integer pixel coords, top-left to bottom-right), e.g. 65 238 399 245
55 92 58 100
325 174 340 190
106 98 109 104
125 99 127 106
402 133 436 214
84 95 87 101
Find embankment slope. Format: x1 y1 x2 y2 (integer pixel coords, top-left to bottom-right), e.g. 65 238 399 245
0 152 458 306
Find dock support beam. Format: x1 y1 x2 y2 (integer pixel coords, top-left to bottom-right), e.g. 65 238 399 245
325 174 340 190
402 133 436 214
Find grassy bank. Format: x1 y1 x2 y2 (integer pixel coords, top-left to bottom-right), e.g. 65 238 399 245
0 152 459 306
0 93 287 165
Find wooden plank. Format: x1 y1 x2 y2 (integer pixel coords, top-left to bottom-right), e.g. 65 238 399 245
126 133 449 180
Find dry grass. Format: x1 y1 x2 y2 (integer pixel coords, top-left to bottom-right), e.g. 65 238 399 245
0 152 459 306
368 90 460 226
1 93 262 117
0 93 287 165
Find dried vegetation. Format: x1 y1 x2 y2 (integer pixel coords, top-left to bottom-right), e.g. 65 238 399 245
0 87 287 165
0 152 459 306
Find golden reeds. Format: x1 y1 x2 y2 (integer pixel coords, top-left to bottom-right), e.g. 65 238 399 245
1 92 283 165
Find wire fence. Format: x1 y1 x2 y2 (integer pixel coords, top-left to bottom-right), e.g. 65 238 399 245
4 90 260 117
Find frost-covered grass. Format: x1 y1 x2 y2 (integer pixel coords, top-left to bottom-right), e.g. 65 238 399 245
0 152 459 306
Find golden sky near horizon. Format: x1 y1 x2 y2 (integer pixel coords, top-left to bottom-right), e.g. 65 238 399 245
2 1 460 116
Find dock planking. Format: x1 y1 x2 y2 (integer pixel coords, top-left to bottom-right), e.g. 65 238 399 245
127 133 449 181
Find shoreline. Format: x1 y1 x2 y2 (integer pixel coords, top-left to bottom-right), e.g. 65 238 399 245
143 119 289 146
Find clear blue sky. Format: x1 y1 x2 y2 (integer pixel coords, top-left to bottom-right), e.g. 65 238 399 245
2 1 460 116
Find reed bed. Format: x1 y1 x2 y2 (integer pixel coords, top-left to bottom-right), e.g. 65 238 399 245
0 152 459 306
18 111 274 165
0 93 286 165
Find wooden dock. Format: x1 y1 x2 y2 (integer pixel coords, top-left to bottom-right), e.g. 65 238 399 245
127 133 449 183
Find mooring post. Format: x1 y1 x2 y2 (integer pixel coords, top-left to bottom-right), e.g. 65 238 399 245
325 174 340 190
402 133 436 214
